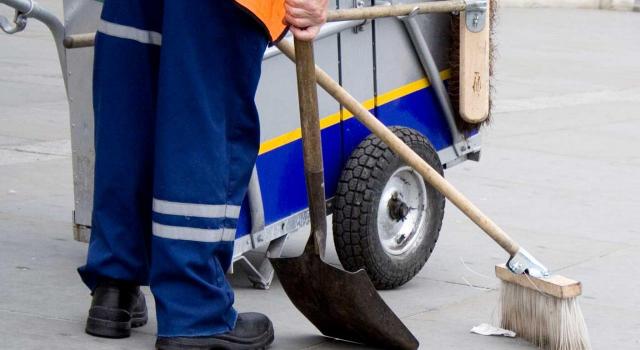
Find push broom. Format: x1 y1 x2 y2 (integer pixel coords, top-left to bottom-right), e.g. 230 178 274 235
276 1 591 348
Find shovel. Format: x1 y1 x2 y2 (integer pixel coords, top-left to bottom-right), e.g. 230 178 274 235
268 38 419 350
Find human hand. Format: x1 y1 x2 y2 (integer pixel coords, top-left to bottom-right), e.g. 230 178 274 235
284 0 328 41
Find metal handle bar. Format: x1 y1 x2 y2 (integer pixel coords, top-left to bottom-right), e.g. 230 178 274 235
0 0 68 88
1 0 33 13
327 0 467 21
62 19 367 56
0 5 30 34
63 0 485 49
0 0 65 44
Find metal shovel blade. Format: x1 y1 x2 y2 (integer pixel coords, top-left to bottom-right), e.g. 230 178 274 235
270 248 419 350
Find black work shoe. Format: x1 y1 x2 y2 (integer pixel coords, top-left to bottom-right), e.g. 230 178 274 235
85 280 148 339
155 312 274 350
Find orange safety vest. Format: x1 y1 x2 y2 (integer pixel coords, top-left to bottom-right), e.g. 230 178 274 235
234 0 288 42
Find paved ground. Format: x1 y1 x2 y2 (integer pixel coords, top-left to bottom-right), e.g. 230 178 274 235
1 3 640 349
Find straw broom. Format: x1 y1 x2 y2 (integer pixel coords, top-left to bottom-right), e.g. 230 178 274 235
279 2 591 347
450 2 590 347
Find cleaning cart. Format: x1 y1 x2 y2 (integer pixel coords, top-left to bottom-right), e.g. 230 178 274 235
1 0 484 290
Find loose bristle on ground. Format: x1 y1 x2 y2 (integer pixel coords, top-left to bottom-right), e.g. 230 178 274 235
500 281 591 350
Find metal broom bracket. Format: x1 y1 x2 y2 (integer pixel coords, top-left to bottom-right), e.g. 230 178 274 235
507 248 550 278
464 0 487 33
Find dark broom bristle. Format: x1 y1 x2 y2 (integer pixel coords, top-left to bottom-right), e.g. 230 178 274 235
448 0 498 133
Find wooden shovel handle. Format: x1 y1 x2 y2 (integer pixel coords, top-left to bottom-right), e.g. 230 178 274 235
277 40 520 256
293 38 328 258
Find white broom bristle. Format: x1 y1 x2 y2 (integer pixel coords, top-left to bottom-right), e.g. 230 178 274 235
500 281 591 350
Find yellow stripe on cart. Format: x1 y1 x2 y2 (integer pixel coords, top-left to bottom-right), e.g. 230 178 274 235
258 69 451 155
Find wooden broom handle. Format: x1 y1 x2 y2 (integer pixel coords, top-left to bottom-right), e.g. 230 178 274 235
277 40 520 256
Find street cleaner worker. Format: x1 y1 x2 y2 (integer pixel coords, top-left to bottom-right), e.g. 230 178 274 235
77 0 327 349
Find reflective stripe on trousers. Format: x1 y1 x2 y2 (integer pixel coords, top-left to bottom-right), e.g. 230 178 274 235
77 0 268 337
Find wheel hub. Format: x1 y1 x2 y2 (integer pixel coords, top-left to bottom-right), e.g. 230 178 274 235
387 193 410 222
377 166 428 256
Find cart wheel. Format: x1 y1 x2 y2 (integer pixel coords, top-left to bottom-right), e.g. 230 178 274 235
333 127 445 290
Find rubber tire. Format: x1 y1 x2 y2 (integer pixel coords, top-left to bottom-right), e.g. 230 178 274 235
332 127 445 290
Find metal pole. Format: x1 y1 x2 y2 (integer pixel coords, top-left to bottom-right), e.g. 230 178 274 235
327 0 466 21
401 15 468 156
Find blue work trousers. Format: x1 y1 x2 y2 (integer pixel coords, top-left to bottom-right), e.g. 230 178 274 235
78 0 268 337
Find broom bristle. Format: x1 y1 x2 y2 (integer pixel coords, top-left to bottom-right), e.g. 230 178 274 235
500 281 591 350
449 0 498 133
